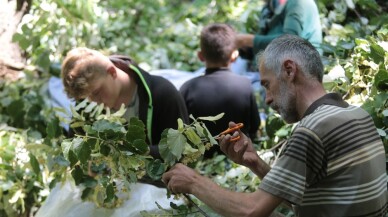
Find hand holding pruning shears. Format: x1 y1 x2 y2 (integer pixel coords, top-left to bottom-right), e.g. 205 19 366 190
218 122 259 169
214 122 244 142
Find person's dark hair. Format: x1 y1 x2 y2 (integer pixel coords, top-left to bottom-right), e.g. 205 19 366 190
258 34 324 82
200 23 236 65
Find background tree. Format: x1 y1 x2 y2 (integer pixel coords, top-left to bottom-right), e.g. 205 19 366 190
0 0 387 216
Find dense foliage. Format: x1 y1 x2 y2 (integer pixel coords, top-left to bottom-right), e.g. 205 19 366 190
0 0 387 216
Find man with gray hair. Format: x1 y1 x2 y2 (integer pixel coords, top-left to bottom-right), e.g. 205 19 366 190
162 34 387 217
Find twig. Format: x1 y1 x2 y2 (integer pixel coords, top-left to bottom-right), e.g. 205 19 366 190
183 194 210 217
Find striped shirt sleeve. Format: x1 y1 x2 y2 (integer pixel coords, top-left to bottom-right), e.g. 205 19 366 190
259 126 324 205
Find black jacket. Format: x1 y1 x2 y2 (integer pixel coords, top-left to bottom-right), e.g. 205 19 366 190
180 68 260 158
110 55 189 158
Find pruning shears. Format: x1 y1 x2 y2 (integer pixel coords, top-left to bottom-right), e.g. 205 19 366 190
215 123 244 142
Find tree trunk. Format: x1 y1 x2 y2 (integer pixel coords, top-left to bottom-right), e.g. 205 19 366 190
0 0 31 81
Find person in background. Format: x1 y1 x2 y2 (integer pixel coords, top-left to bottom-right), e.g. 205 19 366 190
61 47 189 158
179 23 260 158
235 0 322 72
163 35 387 217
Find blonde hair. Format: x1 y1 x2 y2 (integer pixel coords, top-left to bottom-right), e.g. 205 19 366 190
61 47 110 99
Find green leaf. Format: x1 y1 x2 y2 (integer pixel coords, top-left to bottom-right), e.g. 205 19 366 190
71 166 84 185
158 138 176 164
132 139 149 155
7 99 25 126
29 153 40 175
81 188 93 200
184 128 202 146
374 70 388 91
75 141 91 164
36 50 51 73
68 150 78 168
92 119 125 140
266 115 286 138
129 117 145 129
83 176 98 188
100 144 110 156
70 105 83 120
198 113 224 122
84 101 98 113
369 44 385 64
104 184 116 203
46 117 62 139
167 129 186 160
112 103 127 117
75 99 89 111
126 125 146 143
53 155 70 167
146 159 166 180
194 123 205 137
92 119 122 132
177 118 184 131
12 32 30 50
61 139 73 159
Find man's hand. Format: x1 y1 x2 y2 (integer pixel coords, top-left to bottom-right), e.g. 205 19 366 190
219 122 260 170
162 163 200 194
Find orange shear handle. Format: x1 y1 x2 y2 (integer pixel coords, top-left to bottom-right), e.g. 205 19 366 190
218 123 244 141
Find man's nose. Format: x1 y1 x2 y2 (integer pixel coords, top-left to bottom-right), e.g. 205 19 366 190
265 94 273 105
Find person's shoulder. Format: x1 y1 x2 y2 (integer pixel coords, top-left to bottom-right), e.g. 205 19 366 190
229 73 253 85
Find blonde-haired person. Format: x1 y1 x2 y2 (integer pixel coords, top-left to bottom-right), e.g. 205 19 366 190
62 47 189 158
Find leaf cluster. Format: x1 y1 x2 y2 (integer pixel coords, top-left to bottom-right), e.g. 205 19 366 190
60 100 225 208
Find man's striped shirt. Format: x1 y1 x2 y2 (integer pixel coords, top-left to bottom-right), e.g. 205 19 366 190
259 93 387 216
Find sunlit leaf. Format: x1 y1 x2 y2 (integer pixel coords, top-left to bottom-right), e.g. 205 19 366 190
198 113 224 122
167 129 186 160
184 128 202 146
75 99 89 111
61 139 73 159
159 137 176 164
84 101 98 113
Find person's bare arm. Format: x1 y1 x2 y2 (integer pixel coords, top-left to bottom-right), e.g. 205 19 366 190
162 164 283 217
236 34 255 48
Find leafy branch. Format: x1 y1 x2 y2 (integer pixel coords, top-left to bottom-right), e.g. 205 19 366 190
59 99 224 209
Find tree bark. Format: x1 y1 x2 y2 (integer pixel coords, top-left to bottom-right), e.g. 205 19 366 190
0 0 31 81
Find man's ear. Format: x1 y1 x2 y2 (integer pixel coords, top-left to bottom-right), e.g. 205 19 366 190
230 50 239 62
107 66 117 78
282 59 297 80
197 51 205 62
